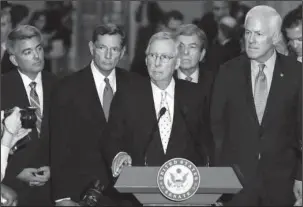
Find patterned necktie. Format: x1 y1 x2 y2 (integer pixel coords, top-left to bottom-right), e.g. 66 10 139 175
103 77 113 121
29 82 42 135
254 64 268 124
158 91 172 154
185 76 192 82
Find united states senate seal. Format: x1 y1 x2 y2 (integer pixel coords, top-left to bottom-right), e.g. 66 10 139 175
157 158 200 202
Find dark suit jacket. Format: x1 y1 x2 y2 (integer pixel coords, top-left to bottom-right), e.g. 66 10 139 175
1 51 16 74
211 53 302 205
49 65 143 205
101 78 215 168
1 69 57 205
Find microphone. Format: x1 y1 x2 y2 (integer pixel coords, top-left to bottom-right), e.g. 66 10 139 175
178 104 210 167
143 107 167 166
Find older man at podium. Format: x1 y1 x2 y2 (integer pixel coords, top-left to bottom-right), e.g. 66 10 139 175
100 31 214 179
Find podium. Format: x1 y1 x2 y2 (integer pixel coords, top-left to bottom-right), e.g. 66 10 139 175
114 166 243 206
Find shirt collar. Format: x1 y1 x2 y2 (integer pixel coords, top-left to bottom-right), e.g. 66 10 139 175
151 78 175 100
90 61 116 89
177 68 199 83
251 50 277 75
18 70 42 87
297 56 302 62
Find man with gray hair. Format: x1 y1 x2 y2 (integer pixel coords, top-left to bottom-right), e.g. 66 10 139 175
211 5 302 206
100 31 214 180
1 25 57 205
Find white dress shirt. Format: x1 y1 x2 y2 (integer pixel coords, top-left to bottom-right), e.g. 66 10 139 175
91 61 117 106
18 70 44 115
177 69 199 83
251 51 276 95
151 79 175 148
1 145 10 181
297 56 302 63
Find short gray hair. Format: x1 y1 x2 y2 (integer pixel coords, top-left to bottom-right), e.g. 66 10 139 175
175 24 208 51
145 31 179 56
6 25 42 55
245 5 282 37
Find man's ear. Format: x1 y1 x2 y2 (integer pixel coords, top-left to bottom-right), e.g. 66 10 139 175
175 57 181 70
119 46 126 59
272 31 282 45
88 41 94 56
9 55 18 67
199 48 206 62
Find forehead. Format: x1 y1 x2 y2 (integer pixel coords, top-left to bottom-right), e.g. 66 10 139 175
149 39 175 54
177 35 201 45
95 34 122 47
245 16 270 33
285 24 302 39
213 1 229 9
14 37 41 52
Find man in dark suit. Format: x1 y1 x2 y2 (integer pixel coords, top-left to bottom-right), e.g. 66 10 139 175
1 25 57 205
100 31 214 179
50 24 142 206
211 6 302 206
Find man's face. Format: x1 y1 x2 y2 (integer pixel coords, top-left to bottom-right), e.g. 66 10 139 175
244 17 275 62
89 34 125 72
285 24 302 57
145 39 179 84
10 37 44 75
177 35 205 70
212 1 230 22
1 14 12 40
167 18 183 32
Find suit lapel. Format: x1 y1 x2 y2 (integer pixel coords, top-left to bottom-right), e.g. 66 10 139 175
83 66 106 125
261 54 285 127
243 57 260 125
13 70 31 107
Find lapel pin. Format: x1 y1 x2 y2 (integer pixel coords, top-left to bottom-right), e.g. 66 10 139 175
280 73 284 77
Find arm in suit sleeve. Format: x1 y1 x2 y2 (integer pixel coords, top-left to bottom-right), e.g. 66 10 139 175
295 79 302 181
99 91 126 170
210 66 229 165
49 85 76 201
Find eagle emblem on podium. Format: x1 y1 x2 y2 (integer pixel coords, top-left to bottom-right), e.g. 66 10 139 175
157 158 200 202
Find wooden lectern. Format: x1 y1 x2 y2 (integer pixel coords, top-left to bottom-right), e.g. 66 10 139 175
114 166 243 206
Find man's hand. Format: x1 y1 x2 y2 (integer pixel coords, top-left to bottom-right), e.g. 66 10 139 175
29 166 51 187
16 168 48 186
1 184 17 206
55 200 80 206
294 180 302 206
112 152 132 178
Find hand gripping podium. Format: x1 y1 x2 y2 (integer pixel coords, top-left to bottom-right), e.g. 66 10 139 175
114 166 243 206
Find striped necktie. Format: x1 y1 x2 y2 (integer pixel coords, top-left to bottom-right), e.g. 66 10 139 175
103 77 113 121
29 82 42 135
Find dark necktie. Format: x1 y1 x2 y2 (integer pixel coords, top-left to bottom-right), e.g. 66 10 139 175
29 81 42 135
103 77 113 121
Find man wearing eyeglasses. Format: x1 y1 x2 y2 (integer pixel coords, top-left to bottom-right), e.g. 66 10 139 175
282 5 302 62
99 31 214 180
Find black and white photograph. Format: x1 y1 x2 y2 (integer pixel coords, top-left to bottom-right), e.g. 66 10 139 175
0 0 302 206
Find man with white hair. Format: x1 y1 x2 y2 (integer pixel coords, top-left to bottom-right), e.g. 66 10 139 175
100 31 214 178
211 5 302 206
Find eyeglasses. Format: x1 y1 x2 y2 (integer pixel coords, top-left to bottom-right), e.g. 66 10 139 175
147 53 175 63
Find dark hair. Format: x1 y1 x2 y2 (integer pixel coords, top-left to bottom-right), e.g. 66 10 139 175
28 10 47 30
92 23 126 48
163 10 184 26
283 5 302 30
10 4 29 28
282 5 302 41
